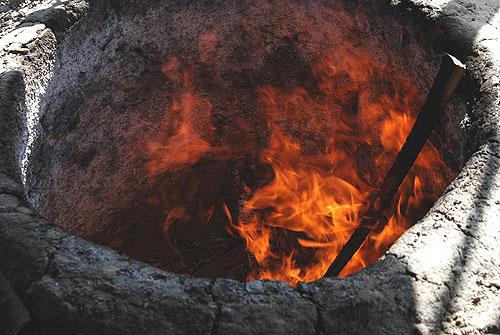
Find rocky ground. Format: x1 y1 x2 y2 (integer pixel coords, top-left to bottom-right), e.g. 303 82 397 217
0 0 498 334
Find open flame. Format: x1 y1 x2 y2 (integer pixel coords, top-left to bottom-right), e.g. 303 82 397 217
146 46 452 286
146 58 215 176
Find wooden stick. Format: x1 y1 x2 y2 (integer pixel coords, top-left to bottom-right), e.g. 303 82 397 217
326 54 465 277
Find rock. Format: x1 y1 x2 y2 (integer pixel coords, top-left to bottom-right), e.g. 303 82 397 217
15 207 33 215
0 0 498 334
0 174 23 196
6 42 28 54
0 194 19 212
0 24 46 52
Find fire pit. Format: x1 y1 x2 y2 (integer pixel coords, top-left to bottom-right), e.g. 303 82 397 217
0 0 498 334
23 0 465 285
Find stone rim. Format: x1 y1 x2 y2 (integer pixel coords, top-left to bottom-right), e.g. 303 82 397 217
0 0 498 334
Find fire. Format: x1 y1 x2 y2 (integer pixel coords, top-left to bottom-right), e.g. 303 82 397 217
147 47 451 286
230 48 451 286
146 58 214 176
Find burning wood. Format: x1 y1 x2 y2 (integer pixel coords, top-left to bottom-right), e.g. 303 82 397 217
326 54 466 277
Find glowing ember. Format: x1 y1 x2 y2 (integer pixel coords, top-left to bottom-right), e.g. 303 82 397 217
146 46 452 286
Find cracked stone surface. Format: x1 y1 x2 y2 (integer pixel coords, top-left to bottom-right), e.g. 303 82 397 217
0 0 498 334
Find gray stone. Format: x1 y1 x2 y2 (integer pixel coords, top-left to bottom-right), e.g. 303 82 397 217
15 206 33 214
0 194 20 212
0 24 46 52
0 173 23 196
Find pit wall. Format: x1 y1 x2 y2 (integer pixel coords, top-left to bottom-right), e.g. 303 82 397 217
0 1 498 334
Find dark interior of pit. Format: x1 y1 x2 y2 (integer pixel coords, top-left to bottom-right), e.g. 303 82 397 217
24 0 467 281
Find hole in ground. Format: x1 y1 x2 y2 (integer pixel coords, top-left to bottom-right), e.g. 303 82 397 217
25 0 466 286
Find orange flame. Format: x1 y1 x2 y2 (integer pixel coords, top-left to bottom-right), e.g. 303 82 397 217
147 48 451 286
231 48 451 286
146 60 214 176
